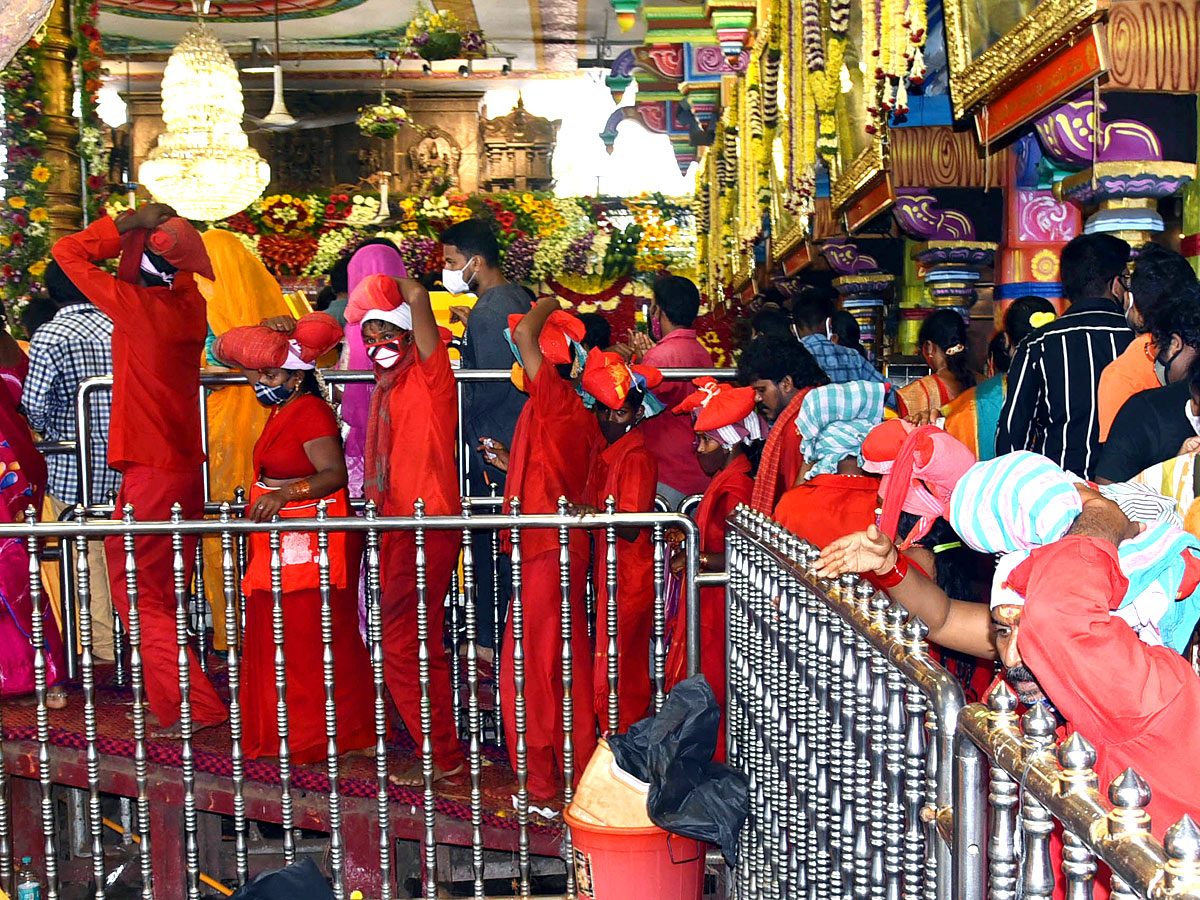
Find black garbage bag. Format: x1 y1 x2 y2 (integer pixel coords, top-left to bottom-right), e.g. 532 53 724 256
230 858 334 900
607 674 749 867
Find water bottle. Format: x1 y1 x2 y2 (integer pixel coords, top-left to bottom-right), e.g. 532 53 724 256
16 855 41 900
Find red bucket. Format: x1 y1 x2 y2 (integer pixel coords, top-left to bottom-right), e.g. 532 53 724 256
565 807 706 900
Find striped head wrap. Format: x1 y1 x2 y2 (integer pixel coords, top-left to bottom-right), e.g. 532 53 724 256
794 381 887 480
949 451 1083 554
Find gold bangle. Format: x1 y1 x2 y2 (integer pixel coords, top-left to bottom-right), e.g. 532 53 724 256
288 479 312 501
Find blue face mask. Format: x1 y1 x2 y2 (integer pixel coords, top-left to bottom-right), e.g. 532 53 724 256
253 380 296 406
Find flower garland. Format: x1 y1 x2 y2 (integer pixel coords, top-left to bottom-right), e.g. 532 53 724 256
867 0 927 124
74 0 109 219
807 0 850 165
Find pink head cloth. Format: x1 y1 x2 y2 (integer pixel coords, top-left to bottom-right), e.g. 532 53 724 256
878 425 977 550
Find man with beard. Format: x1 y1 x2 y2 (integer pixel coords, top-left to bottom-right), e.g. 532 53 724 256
737 335 829 512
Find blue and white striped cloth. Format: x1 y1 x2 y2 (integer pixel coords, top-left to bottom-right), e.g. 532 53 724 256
794 381 887 480
948 451 1083 554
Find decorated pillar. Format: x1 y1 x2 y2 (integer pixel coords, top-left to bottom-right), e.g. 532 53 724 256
41 0 82 242
821 239 894 363
704 0 756 64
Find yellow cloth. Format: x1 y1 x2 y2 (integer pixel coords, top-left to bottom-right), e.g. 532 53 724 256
196 231 293 650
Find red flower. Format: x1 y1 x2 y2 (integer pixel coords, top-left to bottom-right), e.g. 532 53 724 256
87 174 105 190
325 205 336 216
82 59 99 72
11 233 23 247
85 78 101 92
2 266 14 279
13 215 27 228
22 116 38 128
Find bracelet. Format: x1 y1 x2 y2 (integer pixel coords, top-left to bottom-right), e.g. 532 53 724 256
874 553 909 589
288 479 313 501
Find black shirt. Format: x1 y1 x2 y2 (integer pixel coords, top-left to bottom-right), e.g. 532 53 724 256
460 282 530 450
1095 380 1195 483
996 297 1133 480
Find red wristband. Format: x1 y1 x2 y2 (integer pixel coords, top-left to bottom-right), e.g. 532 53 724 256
874 553 909 589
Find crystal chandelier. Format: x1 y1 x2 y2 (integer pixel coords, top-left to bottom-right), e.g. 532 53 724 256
139 22 270 221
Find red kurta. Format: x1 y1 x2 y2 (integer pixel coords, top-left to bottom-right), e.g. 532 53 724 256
240 395 375 763
1013 536 1200 841
585 427 658 732
54 217 222 729
666 455 752 762
500 366 602 798
773 474 881 550
368 345 463 770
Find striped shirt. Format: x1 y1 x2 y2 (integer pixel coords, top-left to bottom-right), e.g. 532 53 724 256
995 297 1133 480
23 303 121 504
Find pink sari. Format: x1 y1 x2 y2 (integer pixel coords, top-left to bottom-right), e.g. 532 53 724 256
340 245 408 497
0 360 65 696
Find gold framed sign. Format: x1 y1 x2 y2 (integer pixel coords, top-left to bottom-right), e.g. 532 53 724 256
942 0 1107 121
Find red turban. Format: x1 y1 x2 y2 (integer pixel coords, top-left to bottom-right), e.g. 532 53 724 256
213 312 343 370
673 377 756 431
116 214 215 283
506 309 586 365
345 274 410 328
581 347 662 411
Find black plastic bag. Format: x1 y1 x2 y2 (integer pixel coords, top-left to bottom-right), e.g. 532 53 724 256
607 674 749 867
230 858 334 900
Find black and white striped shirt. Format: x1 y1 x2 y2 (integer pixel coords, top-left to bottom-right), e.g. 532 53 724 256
995 297 1133 480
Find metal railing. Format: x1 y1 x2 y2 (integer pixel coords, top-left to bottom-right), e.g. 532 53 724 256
0 503 702 900
61 367 737 511
726 506 1200 900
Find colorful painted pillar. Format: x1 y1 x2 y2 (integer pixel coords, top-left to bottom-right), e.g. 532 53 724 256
820 239 894 362
703 0 756 65
610 0 643 32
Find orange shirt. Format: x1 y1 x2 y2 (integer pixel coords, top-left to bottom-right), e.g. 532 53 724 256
1097 333 1157 441
365 343 459 517
774 473 881 549
51 216 207 472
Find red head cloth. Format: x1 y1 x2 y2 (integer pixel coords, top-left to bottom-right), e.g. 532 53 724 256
878 425 977 550
116 214 215 283
860 419 916 476
581 347 663 411
213 312 343 371
507 309 586 365
289 312 343 363
345 274 411 330
673 376 763 446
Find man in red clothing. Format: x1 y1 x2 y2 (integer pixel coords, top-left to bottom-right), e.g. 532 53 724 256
572 349 663 732
51 203 226 736
626 276 714 509
346 274 466 785
737 336 830 512
477 295 602 800
994 492 1200 841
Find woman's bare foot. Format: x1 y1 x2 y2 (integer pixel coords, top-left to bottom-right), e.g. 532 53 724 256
342 746 377 760
46 687 68 710
388 761 464 787
151 719 223 740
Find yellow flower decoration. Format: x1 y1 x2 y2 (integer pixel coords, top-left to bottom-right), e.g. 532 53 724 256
28 260 47 277
0 236 10 249
29 207 48 223
30 166 50 183
8 198 26 210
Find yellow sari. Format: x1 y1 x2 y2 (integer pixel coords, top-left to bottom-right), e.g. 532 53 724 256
195 232 294 651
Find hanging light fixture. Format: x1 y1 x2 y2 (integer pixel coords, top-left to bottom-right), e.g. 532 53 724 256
139 20 270 221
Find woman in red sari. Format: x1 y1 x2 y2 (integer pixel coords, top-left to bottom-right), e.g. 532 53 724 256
666 377 763 758
212 313 374 762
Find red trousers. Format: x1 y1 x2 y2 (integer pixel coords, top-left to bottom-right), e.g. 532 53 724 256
592 558 654 734
379 530 464 771
104 464 227 729
500 550 596 800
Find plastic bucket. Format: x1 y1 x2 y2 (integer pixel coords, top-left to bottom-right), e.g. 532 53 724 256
564 807 705 900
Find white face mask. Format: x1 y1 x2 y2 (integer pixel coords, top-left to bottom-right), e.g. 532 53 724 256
442 258 476 296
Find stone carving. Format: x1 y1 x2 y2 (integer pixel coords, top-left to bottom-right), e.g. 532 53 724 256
407 128 461 194
480 96 559 192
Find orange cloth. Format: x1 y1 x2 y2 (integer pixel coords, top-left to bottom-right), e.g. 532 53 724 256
1097 334 1157 441
774 473 882 549
895 373 955 418
365 342 459 517
52 216 206 472
586 427 658 732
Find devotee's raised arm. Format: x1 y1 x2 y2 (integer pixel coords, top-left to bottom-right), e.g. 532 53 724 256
815 525 997 659
395 277 439 361
995 341 1039 456
512 293 561 381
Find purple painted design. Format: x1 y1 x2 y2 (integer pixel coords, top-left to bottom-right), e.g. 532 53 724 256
820 239 881 275
892 189 977 241
1016 191 1080 243
692 44 748 75
609 48 637 79
913 245 996 267
1034 96 1162 167
1060 174 1193 205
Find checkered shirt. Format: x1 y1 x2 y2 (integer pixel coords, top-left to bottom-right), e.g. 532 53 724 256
23 304 121 504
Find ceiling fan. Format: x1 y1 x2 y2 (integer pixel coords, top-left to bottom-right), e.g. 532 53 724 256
242 0 357 132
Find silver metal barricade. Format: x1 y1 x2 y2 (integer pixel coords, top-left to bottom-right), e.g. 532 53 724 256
0 503 701 900
725 507 966 900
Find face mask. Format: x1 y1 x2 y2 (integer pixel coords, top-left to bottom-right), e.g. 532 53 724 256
254 380 296 407
442 258 476 296
825 317 834 340
1124 293 1141 331
1155 346 1182 387
650 308 663 341
366 340 404 370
